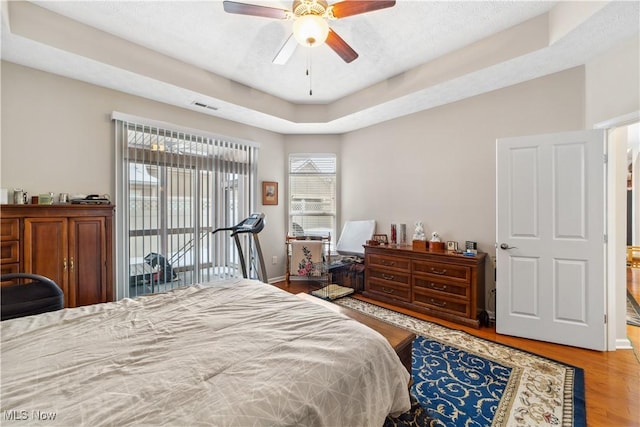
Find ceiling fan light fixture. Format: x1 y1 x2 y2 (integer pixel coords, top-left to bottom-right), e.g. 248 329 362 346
293 14 329 47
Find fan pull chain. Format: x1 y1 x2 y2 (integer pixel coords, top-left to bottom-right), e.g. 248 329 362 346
306 48 313 96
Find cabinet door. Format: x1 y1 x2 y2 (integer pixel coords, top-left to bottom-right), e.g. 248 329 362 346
69 217 107 306
24 218 69 306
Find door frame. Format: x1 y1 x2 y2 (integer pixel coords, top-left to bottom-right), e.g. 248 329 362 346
596 110 640 351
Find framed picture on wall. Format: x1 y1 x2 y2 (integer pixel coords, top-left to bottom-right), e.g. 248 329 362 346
262 181 278 205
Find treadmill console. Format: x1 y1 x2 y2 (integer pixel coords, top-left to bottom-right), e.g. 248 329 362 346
235 213 265 233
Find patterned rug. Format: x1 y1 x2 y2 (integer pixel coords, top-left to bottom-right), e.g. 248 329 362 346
334 297 586 427
628 290 640 327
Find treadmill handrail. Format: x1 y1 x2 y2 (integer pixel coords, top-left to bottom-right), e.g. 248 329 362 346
212 226 236 234
211 214 267 283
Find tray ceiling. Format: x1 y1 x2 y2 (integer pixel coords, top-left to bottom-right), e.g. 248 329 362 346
1 1 638 134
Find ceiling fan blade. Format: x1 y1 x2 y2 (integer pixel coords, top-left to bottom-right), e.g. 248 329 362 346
273 34 298 65
326 28 358 63
222 1 289 19
330 0 396 19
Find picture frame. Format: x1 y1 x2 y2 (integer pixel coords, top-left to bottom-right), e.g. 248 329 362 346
446 241 458 251
373 234 389 245
262 181 278 205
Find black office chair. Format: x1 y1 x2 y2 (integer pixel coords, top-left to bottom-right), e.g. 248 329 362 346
1 273 64 321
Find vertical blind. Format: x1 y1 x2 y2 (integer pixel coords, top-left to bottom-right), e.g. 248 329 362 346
113 112 259 300
288 153 337 242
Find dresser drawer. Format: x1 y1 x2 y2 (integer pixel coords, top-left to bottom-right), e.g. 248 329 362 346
1 218 19 241
413 260 470 283
368 267 410 286
367 254 410 272
1 263 20 286
412 289 470 317
413 276 470 300
367 280 411 302
0 241 19 264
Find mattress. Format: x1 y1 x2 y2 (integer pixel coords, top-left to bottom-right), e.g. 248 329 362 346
1 279 410 426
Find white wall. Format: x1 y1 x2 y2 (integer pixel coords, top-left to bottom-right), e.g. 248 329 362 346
585 35 640 128
339 67 585 311
0 61 587 303
2 34 639 341
0 61 287 281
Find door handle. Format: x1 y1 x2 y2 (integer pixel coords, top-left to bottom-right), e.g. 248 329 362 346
499 243 517 250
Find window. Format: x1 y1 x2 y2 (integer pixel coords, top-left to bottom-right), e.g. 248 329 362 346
114 113 259 299
288 154 337 243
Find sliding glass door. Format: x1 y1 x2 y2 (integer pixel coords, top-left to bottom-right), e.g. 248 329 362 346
114 114 259 299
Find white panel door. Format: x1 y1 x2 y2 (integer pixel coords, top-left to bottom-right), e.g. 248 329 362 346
496 130 606 350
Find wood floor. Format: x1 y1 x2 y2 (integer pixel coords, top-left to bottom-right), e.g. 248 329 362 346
273 272 640 427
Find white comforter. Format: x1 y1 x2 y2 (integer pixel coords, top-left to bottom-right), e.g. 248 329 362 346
1 279 410 426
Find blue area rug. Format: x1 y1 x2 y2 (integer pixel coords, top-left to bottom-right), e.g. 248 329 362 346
411 336 510 426
335 298 586 427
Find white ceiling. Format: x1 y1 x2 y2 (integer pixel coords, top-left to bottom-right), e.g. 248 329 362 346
1 1 639 134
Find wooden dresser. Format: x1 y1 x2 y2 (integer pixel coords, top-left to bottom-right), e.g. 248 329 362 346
364 244 486 328
0 204 114 308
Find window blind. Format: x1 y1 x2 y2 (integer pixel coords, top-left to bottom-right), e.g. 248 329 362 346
288 154 337 242
113 113 259 299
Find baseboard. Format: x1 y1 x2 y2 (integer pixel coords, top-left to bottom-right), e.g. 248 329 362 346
488 316 633 351
615 337 633 350
268 275 285 284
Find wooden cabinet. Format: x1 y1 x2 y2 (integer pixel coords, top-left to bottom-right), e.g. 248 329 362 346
0 218 20 277
0 205 114 308
364 245 486 328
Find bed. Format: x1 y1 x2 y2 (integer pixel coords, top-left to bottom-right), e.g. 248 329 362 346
1 278 410 426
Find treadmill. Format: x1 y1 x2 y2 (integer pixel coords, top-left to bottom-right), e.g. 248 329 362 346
212 213 268 283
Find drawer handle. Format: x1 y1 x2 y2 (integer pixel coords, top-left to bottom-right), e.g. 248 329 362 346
430 283 447 291
381 287 395 294
381 260 396 266
430 267 447 275
382 273 395 280
430 299 447 307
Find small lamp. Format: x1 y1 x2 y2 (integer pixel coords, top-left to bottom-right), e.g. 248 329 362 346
293 14 329 47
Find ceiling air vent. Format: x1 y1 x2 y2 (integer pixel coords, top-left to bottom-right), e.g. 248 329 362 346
192 101 218 111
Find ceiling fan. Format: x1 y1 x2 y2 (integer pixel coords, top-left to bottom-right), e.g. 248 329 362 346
223 0 396 64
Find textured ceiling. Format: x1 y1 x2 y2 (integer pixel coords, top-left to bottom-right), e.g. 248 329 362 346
1 1 639 134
